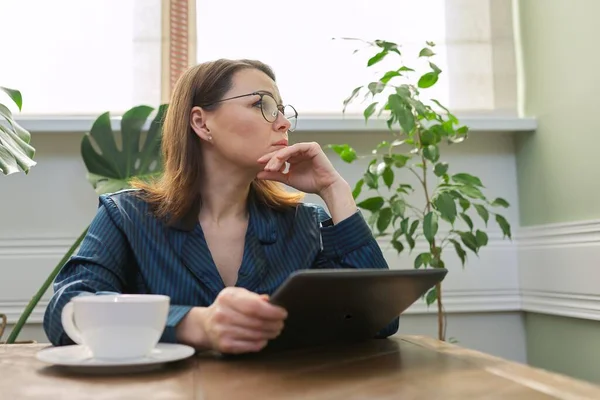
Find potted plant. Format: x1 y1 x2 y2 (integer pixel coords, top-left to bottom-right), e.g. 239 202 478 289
329 39 512 341
5 104 167 344
0 87 36 342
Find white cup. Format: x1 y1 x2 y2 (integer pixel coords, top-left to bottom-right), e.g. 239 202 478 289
61 294 170 360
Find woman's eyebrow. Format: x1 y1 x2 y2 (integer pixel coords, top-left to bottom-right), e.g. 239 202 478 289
255 90 283 104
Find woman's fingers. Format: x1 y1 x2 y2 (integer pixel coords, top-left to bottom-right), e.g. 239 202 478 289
215 338 268 354
222 287 288 321
256 170 288 183
258 142 320 172
217 307 285 333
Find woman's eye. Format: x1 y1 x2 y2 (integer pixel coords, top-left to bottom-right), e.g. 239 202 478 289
252 100 262 108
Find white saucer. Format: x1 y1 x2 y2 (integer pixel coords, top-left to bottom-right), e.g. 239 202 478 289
36 343 196 368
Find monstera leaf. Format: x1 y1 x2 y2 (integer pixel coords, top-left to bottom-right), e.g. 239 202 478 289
0 87 36 175
81 104 168 194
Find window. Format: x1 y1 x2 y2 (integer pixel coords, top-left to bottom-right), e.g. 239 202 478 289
196 0 517 117
1 0 162 115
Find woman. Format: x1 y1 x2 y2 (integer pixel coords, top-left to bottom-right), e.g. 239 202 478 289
43 59 399 354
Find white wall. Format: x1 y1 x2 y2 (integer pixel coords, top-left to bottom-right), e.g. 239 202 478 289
0 123 527 362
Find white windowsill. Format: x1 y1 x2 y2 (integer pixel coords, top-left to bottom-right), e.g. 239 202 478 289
12 114 537 133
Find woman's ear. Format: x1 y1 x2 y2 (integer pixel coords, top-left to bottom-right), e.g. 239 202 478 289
190 106 213 143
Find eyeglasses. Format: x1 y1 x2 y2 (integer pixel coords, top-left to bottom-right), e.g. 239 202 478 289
202 92 298 132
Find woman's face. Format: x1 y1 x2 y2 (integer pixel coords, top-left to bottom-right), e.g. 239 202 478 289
191 68 292 173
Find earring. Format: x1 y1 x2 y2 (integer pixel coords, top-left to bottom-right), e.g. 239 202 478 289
207 135 213 141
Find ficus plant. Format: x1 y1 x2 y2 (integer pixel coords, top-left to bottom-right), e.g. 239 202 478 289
329 39 512 341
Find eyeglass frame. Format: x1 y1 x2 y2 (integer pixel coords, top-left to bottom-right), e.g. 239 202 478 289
198 91 298 130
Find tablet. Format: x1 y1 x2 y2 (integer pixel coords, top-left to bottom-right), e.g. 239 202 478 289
265 268 448 351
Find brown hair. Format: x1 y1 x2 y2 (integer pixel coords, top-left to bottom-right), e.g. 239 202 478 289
132 59 304 224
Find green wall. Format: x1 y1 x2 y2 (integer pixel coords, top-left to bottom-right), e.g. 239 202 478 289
515 0 600 226
526 314 600 383
516 0 600 384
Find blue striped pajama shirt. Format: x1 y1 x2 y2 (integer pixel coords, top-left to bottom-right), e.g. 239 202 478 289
43 189 399 346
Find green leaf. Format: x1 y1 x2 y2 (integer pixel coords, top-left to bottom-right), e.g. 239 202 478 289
343 86 363 112
373 161 386 175
392 240 404 254
418 72 439 88
419 48 435 57
459 198 470 212
374 40 401 56
1 87 23 111
474 204 490 226
392 154 411 168
423 212 439 244
426 287 438 306
431 99 450 114
491 197 510 208
400 218 409 234
356 196 384 212
475 230 489 247
388 94 415 133
458 231 479 255
429 62 442 74
363 171 378 189
367 82 385 96
430 256 445 268
409 220 419 236
407 98 429 116
460 213 474 231
419 130 436 146
495 214 512 239
352 179 364 199
406 234 416 250
393 229 403 241
395 85 411 99
391 199 406 217
367 210 379 228
397 183 413 195
81 105 167 194
0 144 18 175
458 185 486 200
368 50 387 66
328 144 357 163
363 102 378 121
377 207 393 232
382 167 394 188
415 253 431 269
449 239 467 267
380 70 402 84
452 173 484 187
434 162 448 177
433 193 457 224
423 144 439 163
0 104 36 175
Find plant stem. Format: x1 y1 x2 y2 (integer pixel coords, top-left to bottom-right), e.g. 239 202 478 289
417 128 445 342
5 226 89 344
437 282 444 340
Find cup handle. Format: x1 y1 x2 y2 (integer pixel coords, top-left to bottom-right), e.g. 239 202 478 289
61 302 84 345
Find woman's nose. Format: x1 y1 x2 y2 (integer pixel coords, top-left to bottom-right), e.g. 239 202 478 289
274 112 291 132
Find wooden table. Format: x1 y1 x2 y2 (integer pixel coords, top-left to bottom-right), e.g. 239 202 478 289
2 335 600 399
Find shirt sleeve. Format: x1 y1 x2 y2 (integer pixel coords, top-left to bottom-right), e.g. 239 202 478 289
43 196 192 346
311 207 400 337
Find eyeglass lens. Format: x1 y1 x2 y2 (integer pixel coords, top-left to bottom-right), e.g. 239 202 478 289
260 95 297 131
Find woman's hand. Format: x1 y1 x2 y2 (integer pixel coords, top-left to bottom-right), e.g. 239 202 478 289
256 142 343 196
177 287 287 354
257 142 357 224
